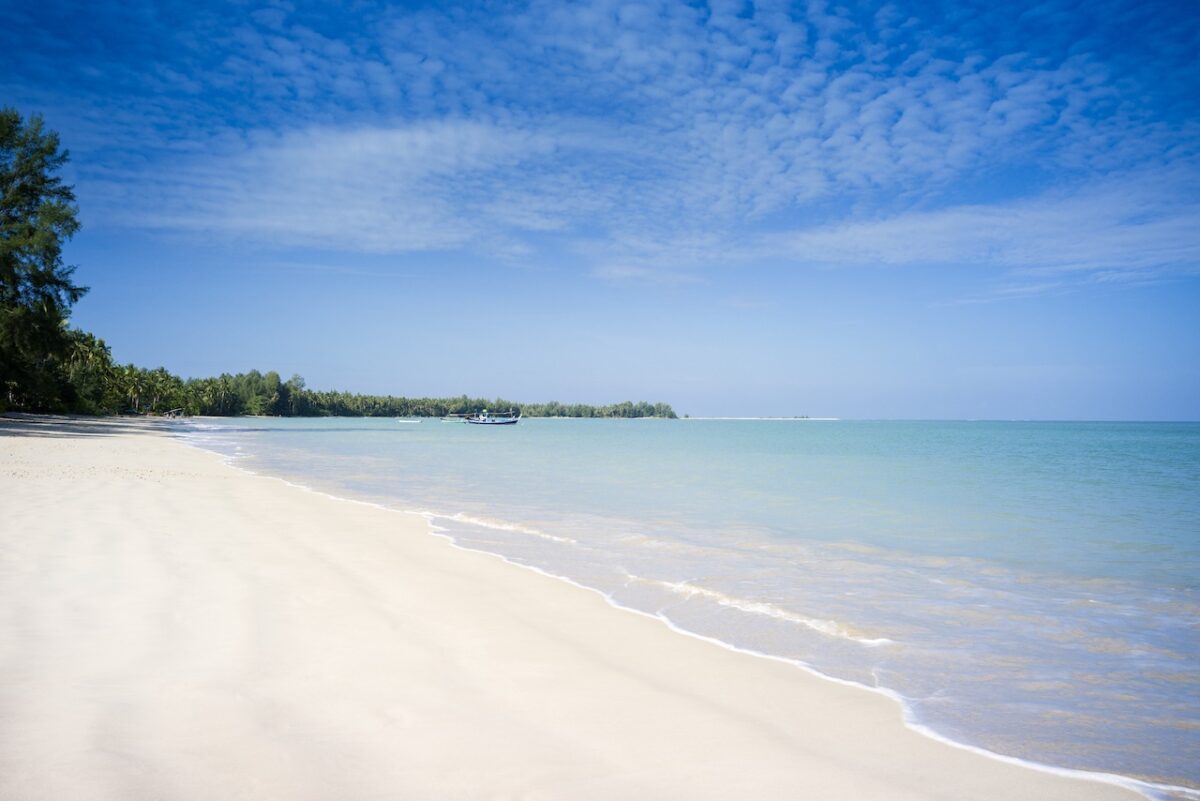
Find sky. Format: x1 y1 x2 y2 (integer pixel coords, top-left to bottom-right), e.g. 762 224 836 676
3 0 1198 418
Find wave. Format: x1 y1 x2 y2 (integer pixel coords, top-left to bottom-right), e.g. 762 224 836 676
422 525 1168 801
422 511 578 544
624 573 894 646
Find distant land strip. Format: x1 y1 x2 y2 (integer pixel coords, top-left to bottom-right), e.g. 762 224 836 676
9 344 677 419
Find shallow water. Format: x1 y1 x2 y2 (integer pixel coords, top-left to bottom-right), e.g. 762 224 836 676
180 417 1200 796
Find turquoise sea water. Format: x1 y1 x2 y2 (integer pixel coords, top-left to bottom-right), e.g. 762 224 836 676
180 418 1200 797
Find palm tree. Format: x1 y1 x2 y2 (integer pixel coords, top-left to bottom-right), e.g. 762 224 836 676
216 375 234 415
61 329 116 412
118 365 146 413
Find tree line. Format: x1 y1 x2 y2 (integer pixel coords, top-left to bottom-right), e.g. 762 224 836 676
0 109 676 420
50 336 677 418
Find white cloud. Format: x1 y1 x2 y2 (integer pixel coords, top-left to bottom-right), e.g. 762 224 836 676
96 121 558 253
28 0 1197 286
775 169 1200 285
590 263 705 285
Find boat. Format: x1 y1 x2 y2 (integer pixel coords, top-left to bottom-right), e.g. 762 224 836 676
464 409 521 425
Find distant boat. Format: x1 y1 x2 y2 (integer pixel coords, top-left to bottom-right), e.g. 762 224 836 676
464 409 521 425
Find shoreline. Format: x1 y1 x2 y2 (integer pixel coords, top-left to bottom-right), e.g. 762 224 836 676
180 425 1188 801
0 415 1158 800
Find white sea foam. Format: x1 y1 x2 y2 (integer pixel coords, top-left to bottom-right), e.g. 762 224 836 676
418 511 578 544
627 574 894 646
429 530 1164 801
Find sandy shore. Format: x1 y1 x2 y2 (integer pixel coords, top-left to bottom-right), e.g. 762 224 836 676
0 416 1145 801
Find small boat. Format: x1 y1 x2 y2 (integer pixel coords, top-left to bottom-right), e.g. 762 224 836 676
464 409 521 425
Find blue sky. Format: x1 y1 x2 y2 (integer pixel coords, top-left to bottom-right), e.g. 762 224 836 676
3 0 1198 418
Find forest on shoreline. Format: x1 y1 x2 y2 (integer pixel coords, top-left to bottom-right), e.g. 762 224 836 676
54 344 676 418
0 109 676 420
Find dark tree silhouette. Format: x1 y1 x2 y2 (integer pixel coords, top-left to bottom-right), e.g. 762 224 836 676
0 108 85 411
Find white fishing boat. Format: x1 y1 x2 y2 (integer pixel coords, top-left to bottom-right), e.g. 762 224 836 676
464 409 520 425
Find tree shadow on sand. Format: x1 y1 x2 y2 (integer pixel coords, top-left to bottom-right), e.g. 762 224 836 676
0 414 184 439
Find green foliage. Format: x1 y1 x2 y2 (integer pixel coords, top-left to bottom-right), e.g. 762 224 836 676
61 330 120 413
0 108 85 411
166 372 677 419
37 354 681 419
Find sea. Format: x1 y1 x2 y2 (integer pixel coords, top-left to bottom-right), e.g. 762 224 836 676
178 417 1200 798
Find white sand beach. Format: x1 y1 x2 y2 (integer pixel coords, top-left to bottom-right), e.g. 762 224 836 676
0 416 1146 801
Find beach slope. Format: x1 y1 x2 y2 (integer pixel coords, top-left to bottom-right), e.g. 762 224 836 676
0 416 1144 800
